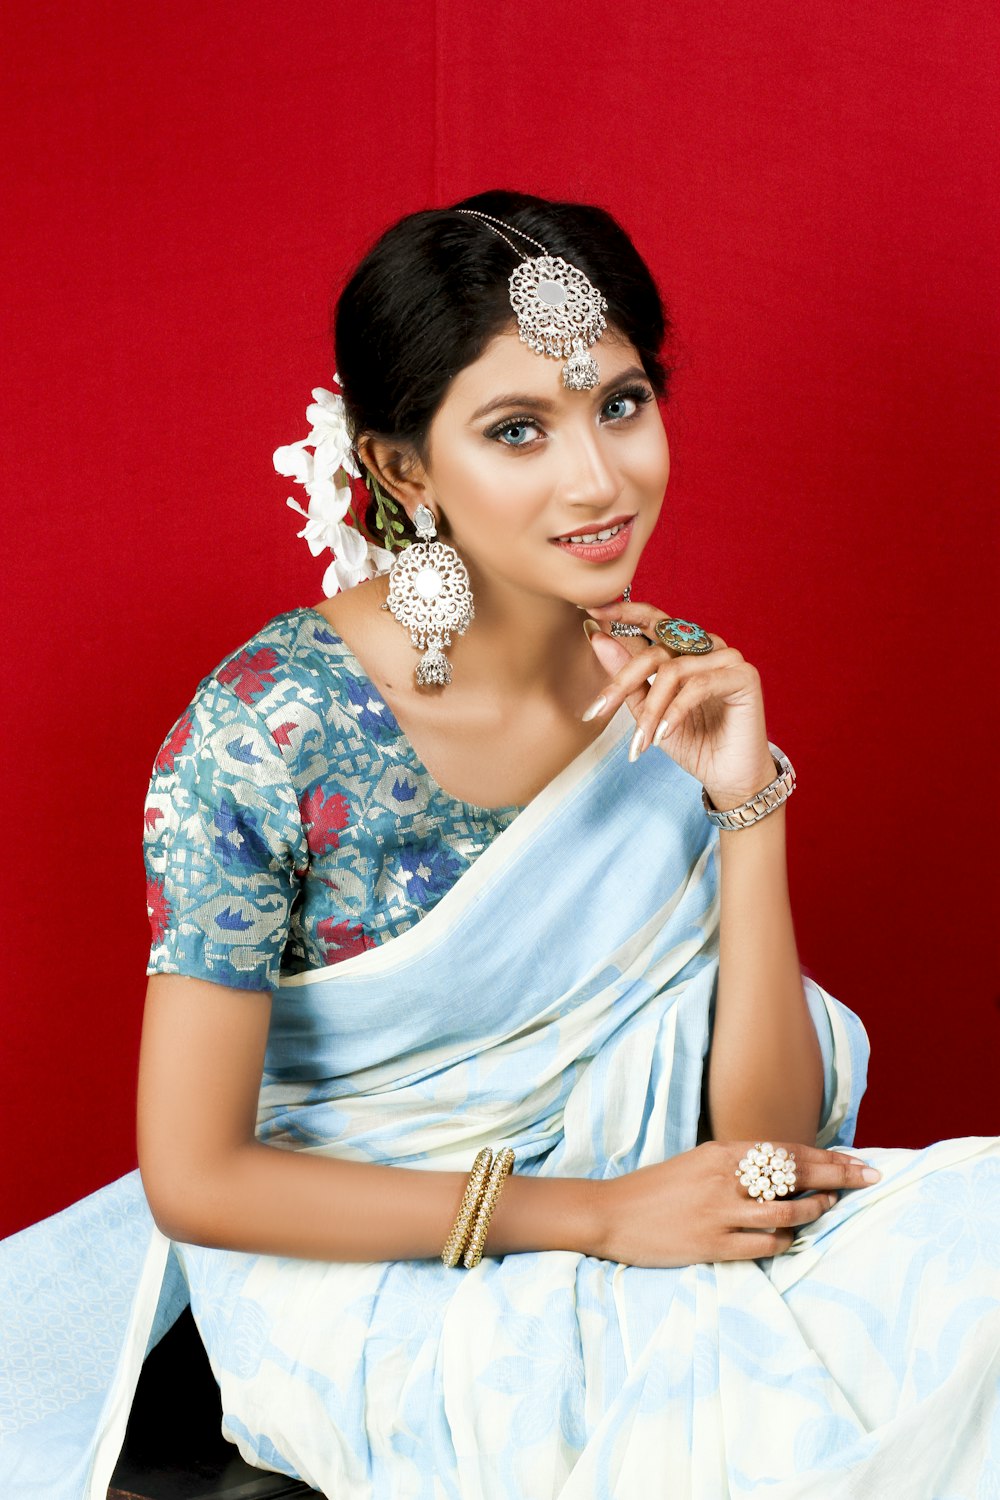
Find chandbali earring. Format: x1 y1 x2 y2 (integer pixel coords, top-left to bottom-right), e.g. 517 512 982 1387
610 584 646 638
382 503 475 686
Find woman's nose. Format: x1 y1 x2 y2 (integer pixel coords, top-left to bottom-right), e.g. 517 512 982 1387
559 427 621 509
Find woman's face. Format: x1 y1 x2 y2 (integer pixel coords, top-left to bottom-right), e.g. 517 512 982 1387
418 322 670 609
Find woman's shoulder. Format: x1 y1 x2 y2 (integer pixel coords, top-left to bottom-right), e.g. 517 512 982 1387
152 604 401 782
186 604 382 723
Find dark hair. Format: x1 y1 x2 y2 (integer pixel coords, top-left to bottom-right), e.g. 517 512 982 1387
333 189 673 538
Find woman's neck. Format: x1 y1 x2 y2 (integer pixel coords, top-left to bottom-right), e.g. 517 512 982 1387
311 570 618 808
442 565 603 701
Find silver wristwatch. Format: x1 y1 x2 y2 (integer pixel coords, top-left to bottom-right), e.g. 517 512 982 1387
701 743 796 830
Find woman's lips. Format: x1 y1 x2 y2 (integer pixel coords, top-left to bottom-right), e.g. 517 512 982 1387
549 515 635 562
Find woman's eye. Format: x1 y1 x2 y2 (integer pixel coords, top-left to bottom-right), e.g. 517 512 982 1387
602 386 653 421
492 420 541 448
603 395 635 421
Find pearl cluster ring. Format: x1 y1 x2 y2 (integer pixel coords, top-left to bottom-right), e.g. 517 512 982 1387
736 1142 797 1203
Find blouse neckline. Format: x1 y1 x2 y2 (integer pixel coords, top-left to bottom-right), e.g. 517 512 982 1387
294 606 526 820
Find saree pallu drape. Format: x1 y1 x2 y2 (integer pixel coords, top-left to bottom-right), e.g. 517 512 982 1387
2 707 999 1498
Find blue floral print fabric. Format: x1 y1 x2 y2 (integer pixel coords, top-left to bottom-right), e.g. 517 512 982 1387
143 607 520 990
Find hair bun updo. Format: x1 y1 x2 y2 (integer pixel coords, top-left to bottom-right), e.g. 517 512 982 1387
332 188 674 540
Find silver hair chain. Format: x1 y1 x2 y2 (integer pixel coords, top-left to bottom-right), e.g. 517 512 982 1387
454 208 549 259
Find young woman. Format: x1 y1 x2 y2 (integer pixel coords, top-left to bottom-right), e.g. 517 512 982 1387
3 190 998 1498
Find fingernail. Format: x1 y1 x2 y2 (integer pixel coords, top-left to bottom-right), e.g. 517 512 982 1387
861 1167 881 1183
628 726 646 762
653 718 671 747
582 695 607 722
582 619 602 640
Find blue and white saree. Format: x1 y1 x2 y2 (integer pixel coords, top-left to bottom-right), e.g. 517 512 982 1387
2 701 999 1498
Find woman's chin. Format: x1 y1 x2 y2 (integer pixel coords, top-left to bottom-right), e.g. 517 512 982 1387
567 571 637 612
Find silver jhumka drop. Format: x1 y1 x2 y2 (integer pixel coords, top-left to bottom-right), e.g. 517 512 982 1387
382 503 475 686
455 208 608 389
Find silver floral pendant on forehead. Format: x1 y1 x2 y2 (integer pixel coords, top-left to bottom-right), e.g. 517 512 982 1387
455 208 609 390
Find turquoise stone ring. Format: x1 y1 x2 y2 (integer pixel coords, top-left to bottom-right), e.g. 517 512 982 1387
653 617 715 655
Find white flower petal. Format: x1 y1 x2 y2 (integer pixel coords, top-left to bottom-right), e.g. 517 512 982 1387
321 556 345 596
330 481 355 515
332 555 369 591
312 438 353 482
272 441 313 481
307 394 351 431
335 523 369 567
283 385 367 581
306 399 350 435
303 481 353 524
299 518 336 556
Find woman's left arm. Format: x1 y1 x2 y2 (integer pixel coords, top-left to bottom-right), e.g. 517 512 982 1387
583 601 825 1145
707 801 824 1142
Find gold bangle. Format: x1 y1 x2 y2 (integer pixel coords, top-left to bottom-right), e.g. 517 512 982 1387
440 1148 493 1267
462 1147 515 1268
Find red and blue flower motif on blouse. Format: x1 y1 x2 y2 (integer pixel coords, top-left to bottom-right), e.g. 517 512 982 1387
143 608 519 991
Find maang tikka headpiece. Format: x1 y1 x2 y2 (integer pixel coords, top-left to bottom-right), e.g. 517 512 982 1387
454 208 609 390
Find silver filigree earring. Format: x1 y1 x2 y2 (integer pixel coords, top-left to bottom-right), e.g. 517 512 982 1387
382 504 475 686
454 208 608 390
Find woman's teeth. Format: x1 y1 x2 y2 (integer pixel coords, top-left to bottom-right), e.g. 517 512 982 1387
563 522 624 544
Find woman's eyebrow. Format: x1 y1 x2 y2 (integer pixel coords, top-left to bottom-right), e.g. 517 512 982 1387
470 393 549 423
468 364 648 423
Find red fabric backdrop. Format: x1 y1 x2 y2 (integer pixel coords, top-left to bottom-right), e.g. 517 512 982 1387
1 2 997 1239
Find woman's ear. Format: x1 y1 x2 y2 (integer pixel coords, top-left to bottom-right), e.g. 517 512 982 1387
356 435 432 521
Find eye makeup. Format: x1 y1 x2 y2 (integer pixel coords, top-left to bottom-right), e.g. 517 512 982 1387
484 380 655 448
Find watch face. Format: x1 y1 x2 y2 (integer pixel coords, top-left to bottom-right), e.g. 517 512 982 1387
654 617 714 654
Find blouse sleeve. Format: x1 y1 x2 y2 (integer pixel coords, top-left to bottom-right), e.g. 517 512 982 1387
143 675 308 991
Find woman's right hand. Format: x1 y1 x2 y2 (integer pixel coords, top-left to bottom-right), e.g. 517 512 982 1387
589 1141 880 1267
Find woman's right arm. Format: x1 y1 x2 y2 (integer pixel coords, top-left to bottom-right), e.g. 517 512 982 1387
136 971 602 1262
137 973 877 1264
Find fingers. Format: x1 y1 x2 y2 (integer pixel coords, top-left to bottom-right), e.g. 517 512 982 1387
736 1191 837 1231
645 661 753 749
586 599 728 654
799 1160 883 1192
584 630 652 724
719 1228 798 1260
779 1147 882 1194
728 1141 882 1201
583 629 744 735
726 1164 869 1258
722 1180 843 1260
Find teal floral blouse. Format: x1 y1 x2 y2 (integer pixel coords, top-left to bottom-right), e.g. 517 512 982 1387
143 607 521 990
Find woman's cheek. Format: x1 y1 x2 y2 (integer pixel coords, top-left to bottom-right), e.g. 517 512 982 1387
641 429 670 492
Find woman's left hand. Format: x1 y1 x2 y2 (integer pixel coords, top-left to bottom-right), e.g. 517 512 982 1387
583 598 776 810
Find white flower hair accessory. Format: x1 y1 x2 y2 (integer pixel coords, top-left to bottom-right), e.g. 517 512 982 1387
273 375 406 594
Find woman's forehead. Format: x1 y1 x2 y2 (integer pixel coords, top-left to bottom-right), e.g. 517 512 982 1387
441 325 642 417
